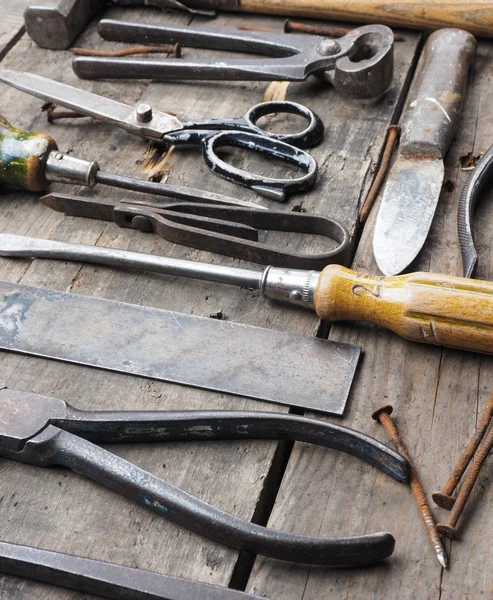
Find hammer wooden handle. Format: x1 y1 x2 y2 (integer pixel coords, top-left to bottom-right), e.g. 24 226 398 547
314 266 493 353
228 0 493 38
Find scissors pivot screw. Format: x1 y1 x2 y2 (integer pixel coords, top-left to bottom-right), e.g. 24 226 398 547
136 103 153 122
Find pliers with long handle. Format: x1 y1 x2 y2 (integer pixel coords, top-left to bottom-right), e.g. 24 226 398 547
74 19 394 100
0 385 408 567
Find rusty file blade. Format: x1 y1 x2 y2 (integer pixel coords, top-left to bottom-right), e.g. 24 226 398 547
0 281 360 415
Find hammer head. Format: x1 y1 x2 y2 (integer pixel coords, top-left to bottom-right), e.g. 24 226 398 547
24 0 106 49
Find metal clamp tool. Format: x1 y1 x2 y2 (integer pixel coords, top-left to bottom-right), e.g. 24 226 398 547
0 70 323 199
42 193 350 269
0 384 408 566
72 19 394 99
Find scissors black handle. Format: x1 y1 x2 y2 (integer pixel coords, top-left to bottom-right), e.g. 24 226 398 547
175 101 324 149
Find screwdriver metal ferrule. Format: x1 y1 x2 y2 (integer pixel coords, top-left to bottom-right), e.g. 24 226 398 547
45 151 99 187
260 266 319 309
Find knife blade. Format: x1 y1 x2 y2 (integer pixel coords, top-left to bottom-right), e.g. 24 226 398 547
373 28 477 276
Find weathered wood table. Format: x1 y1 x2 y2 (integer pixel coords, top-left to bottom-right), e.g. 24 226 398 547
0 3 492 598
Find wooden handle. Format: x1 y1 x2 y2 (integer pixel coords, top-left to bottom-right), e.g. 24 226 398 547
0 116 57 192
399 29 476 159
314 265 493 353
219 0 493 38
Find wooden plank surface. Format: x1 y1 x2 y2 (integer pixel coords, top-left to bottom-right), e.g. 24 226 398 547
0 0 27 59
0 6 421 599
247 37 493 600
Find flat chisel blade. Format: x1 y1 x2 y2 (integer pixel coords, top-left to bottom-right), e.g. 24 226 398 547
0 281 360 415
372 156 444 276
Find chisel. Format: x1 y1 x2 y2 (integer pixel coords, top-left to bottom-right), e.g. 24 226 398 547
372 29 476 276
2 233 493 354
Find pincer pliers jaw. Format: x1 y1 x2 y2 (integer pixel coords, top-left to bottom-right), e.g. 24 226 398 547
0 386 408 567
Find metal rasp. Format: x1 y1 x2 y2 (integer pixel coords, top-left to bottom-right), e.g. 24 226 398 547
0 280 360 415
373 28 476 276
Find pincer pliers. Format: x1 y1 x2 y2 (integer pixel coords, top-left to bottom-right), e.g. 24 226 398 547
0 384 408 567
74 19 394 100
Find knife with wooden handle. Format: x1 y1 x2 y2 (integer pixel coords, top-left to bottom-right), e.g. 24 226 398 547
372 29 477 276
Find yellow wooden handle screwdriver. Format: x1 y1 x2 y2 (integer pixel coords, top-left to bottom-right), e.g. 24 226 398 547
0 234 491 354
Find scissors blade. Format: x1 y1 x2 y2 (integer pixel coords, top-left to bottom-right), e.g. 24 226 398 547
0 70 134 126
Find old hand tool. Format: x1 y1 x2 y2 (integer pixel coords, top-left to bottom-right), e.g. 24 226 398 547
72 19 394 100
372 406 448 568
42 193 350 269
457 143 493 278
0 71 321 200
24 0 218 49
372 29 476 276
0 386 408 566
0 114 263 208
433 388 493 510
0 274 361 414
4 234 493 354
0 540 263 600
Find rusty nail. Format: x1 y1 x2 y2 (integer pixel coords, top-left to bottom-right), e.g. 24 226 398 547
42 103 87 123
437 422 493 540
283 19 404 41
433 388 493 510
372 405 448 568
359 125 401 225
71 43 182 58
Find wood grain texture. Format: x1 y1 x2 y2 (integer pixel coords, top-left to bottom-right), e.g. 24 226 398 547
0 0 28 60
231 0 493 38
247 37 493 600
0 6 419 599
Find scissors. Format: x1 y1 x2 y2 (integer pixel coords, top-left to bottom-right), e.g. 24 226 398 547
41 192 351 269
73 19 394 99
0 70 323 200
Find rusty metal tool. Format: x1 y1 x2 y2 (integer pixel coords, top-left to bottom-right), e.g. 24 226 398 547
433 388 493 510
0 70 322 199
437 418 493 539
6 234 493 354
372 29 476 276
0 385 408 566
0 539 263 600
0 273 361 415
24 0 220 49
372 405 448 568
457 143 493 278
0 113 263 209
42 193 350 269
72 19 394 100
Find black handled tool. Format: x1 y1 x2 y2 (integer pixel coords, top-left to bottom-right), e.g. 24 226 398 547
0 384 408 566
0 71 322 199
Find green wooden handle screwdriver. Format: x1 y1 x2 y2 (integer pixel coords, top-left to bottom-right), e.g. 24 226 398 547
0 116 262 209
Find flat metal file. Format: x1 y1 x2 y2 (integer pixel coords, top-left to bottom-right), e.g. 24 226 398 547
372 29 476 276
0 280 360 415
0 540 263 600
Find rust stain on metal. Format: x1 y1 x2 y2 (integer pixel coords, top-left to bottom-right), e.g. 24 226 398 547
71 44 182 58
